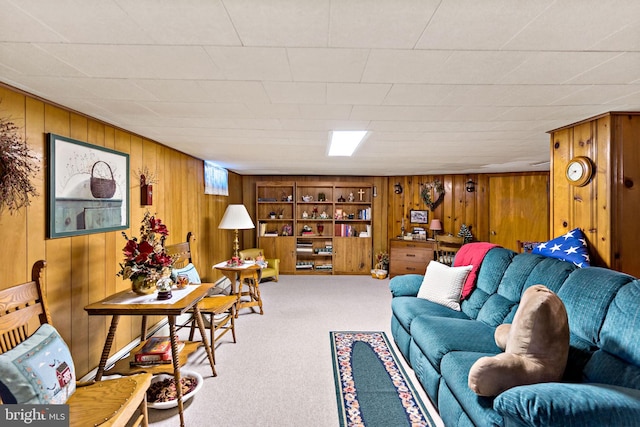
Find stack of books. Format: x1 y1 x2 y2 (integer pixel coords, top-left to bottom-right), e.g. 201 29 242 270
130 336 184 367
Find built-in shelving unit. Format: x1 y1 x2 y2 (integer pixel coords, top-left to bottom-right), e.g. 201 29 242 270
256 181 373 275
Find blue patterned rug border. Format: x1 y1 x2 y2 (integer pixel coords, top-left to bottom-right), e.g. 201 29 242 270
330 331 434 427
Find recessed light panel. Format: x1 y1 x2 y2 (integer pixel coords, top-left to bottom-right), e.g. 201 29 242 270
328 131 368 156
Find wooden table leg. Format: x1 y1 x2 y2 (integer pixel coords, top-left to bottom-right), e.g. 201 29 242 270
140 315 148 341
95 315 120 381
193 305 217 377
168 315 185 427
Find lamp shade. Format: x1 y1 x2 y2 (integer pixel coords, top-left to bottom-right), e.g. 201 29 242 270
429 219 442 231
218 204 255 230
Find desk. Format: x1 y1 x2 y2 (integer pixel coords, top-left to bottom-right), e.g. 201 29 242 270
214 262 263 317
85 284 216 427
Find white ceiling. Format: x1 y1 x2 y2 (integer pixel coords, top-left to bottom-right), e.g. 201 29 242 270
1 0 640 176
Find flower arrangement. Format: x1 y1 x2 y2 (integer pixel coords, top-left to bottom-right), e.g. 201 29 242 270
375 251 390 271
117 211 174 284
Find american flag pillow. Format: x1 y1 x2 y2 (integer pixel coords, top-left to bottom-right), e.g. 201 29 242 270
532 228 590 268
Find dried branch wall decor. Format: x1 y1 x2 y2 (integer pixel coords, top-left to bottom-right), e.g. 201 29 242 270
0 116 39 214
421 179 445 211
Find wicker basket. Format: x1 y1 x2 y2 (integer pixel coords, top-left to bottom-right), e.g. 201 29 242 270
371 269 388 279
90 161 116 199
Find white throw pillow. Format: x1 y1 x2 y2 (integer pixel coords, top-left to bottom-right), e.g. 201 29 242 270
417 261 473 311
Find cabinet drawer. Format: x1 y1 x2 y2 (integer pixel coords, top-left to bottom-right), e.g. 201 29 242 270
390 247 431 263
390 260 430 276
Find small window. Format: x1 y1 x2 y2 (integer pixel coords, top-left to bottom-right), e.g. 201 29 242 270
204 161 228 196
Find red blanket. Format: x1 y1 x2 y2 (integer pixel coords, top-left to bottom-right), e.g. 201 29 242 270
454 242 499 299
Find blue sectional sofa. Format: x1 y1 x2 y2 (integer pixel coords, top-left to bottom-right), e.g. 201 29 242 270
390 247 640 426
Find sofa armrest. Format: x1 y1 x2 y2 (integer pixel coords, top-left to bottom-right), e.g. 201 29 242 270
495 382 640 427
389 274 423 297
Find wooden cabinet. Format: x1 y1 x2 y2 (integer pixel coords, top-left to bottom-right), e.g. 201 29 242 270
389 239 435 278
257 181 373 275
549 112 640 277
334 237 373 274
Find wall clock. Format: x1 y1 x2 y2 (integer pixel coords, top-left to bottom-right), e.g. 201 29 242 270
565 156 594 187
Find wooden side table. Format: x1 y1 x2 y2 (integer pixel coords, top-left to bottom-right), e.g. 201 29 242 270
85 284 216 427
214 262 263 317
389 238 436 277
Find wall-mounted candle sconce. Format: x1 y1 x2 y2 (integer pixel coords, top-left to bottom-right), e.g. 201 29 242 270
138 166 158 206
465 179 476 193
394 183 403 194
373 186 378 197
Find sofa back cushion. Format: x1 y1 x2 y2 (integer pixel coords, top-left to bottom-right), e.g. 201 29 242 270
461 248 515 319
557 267 633 348
585 279 640 389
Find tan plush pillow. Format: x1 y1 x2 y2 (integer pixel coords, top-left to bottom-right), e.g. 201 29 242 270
468 285 569 397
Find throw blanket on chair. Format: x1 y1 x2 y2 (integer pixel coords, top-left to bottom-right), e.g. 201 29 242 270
454 242 500 299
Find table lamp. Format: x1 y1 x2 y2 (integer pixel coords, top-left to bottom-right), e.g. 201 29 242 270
218 204 255 259
429 219 442 239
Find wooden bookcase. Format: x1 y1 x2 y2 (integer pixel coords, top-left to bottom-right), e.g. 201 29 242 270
256 181 373 274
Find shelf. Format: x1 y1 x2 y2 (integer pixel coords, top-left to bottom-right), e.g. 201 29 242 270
106 341 201 376
257 180 372 275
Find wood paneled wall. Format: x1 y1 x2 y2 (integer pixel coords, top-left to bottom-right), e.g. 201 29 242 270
550 112 640 276
0 85 241 377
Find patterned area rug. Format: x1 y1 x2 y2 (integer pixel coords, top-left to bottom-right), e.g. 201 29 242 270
330 331 433 427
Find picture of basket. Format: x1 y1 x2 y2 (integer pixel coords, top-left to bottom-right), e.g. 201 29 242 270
90 160 116 199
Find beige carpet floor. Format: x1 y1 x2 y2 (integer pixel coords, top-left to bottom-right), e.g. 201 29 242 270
147 274 444 427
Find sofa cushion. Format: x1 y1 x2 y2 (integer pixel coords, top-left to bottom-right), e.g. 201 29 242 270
391 296 469 334
583 350 640 390
410 315 500 370
440 351 504 427
417 261 472 311
495 383 640 427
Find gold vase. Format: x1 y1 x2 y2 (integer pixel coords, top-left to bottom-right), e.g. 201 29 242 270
131 276 156 295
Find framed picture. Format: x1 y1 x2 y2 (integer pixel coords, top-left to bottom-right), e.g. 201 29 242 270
410 209 429 224
47 133 129 238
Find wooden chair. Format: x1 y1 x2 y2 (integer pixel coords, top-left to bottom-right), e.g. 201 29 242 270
435 234 465 266
239 248 280 282
166 233 237 365
0 260 152 427
517 240 542 253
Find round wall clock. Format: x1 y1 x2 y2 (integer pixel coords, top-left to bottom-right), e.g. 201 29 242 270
565 156 594 187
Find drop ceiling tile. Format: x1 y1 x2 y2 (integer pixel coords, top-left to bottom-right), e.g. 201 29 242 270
40 44 224 79
362 50 453 83
590 22 640 51
244 103 301 119
0 43 85 77
299 104 353 120
287 48 369 82
13 0 152 44
279 119 369 131
416 0 554 49
141 101 251 118
327 83 391 105
117 0 241 45
0 0 64 42
221 0 330 47
383 84 456 105
205 46 291 81
262 82 326 104
350 105 457 121
329 0 438 48
500 51 621 84
444 106 512 121
503 0 640 51
368 120 498 132
550 84 640 105
567 52 640 84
